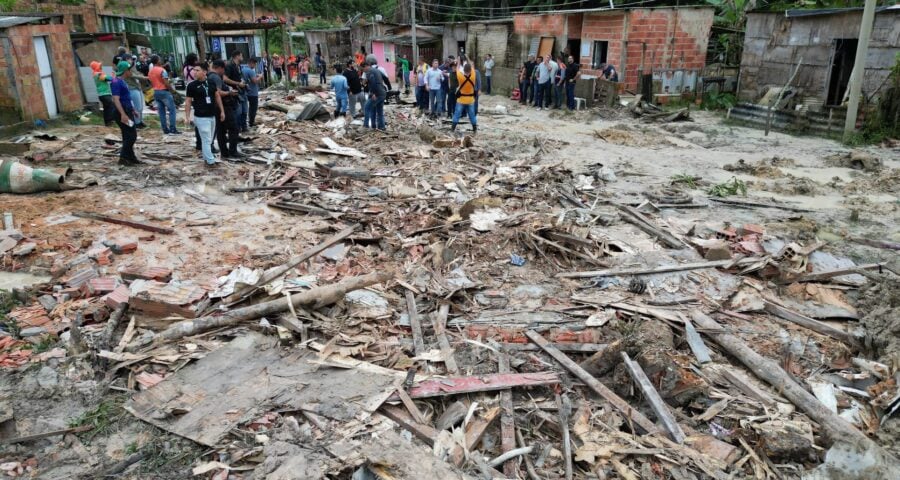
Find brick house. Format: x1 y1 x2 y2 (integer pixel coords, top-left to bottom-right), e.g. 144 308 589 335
9 0 101 33
511 6 714 93
0 14 82 123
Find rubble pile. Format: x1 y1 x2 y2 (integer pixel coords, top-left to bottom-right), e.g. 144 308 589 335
1 89 899 479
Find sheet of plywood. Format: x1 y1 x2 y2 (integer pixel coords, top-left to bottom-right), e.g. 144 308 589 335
125 333 400 446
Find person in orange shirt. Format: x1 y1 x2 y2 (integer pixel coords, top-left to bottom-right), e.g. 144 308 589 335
355 49 365 66
450 63 478 135
148 54 180 134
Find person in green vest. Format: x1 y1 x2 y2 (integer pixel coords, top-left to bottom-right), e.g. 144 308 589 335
399 55 410 95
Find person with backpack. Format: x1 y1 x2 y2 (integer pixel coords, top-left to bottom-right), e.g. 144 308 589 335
451 63 478 135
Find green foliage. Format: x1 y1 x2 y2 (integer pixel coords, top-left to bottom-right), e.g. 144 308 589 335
68 397 128 441
296 18 342 30
670 174 700 189
0 0 15 12
702 91 736 110
176 6 199 20
708 177 748 197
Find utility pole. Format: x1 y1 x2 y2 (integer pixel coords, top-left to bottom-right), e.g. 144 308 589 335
410 0 418 66
251 0 256 22
843 0 877 141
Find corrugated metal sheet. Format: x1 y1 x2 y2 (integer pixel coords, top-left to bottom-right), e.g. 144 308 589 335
0 16 50 29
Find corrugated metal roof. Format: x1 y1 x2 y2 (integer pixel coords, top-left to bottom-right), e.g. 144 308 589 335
0 15 51 29
783 5 900 18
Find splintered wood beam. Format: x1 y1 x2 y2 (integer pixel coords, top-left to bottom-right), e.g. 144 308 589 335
433 304 460 374
762 301 862 349
499 353 517 478
379 405 437 446
525 330 659 435
406 291 425 356
385 372 559 401
621 352 686 444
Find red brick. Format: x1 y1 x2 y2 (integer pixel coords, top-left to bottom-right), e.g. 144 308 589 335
118 266 173 282
103 285 130 309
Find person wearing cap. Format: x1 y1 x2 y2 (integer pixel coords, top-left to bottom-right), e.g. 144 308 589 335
90 61 115 126
110 61 140 165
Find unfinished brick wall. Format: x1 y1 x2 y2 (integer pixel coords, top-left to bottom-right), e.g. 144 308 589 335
467 23 509 67
0 23 82 121
579 12 625 79
513 14 566 37
13 0 101 33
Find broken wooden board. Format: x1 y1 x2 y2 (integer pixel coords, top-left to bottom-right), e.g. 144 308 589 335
125 333 399 446
316 137 366 158
386 372 559 401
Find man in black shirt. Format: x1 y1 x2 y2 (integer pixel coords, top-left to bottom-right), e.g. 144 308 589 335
343 61 365 118
564 55 580 111
212 60 243 159
184 62 225 166
521 56 536 105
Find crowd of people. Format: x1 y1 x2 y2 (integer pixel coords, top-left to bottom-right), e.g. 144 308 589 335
91 44 610 167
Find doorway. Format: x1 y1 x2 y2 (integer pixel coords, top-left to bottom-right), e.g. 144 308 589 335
33 36 58 118
826 38 857 106
224 42 251 62
457 41 466 57
566 39 581 62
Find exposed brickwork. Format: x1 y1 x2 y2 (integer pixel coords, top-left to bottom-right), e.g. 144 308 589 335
513 14 566 37
0 22 82 121
13 0 101 32
514 8 713 92
467 23 509 67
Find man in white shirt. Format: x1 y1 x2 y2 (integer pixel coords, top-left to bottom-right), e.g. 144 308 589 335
483 54 494 95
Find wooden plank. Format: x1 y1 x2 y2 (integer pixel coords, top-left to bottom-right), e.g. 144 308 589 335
719 368 777 406
72 211 173 234
498 353 517 478
449 406 501 467
683 316 712 364
406 291 425 356
762 300 862 349
385 372 559 401
617 205 684 249
394 387 427 425
524 330 659 435
557 393 573 480
1 425 92 444
782 262 885 284
621 352 686 444
690 310 876 448
502 342 607 353
557 257 761 279
433 304 459 374
379 405 437 447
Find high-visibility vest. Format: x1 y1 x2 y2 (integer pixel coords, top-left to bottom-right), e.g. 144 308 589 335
455 71 476 105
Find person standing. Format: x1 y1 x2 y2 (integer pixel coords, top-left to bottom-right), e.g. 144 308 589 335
483 54 494 95
224 51 248 135
182 53 199 85
91 61 115 126
553 55 566 109
564 55 580 110
242 58 261 128
330 64 349 118
212 59 243 159
260 51 270 86
110 61 140 166
451 63 478 135
273 54 283 81
184 62 225 166
299 56 310 86
316 52 327 84
398 55 410 94
365 59 387 130
122 55 147 129
521 55 536 105
446 58 458 119
202 62 225 155
149 55 180 134
415 59 428 113
112 46 127 66
425 59 443 119
343 61 364 118
533 56 551 110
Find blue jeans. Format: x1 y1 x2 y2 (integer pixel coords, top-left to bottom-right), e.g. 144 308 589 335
193 116 216 164
239 96 248 129
372 96 385 129
336 96 348 115
363 97 373 127
129 88 144 124
300 73 309 86
554 84 564 108
429 89 442 115
535 81 550 108
485 76 492 95
566 82 576 110
153 90 177 133
416 86 428 111
520 78 530 103
452 102 476 128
